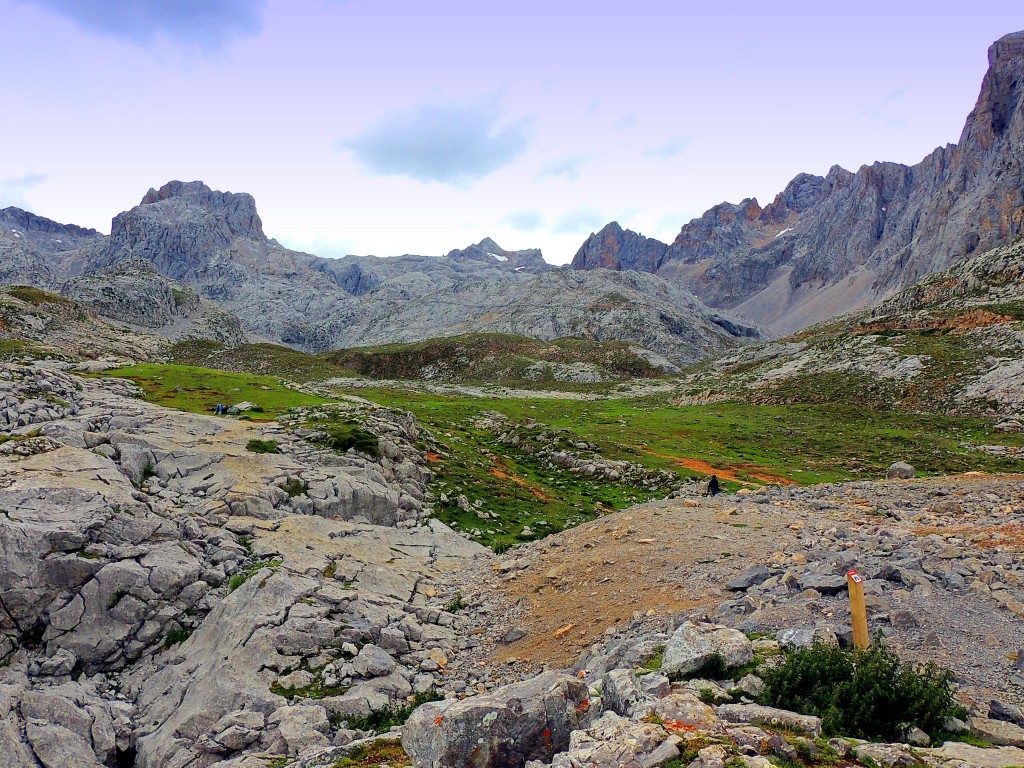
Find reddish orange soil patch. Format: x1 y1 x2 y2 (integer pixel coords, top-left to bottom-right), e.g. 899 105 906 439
424 452 442 463
858 308 1015 335
635 447 795 486
490 464 550 501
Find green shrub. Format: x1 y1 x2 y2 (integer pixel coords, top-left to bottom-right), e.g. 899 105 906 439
162 626 192 648
246 438 279 454
759 641 965 741
279 478 307 497
343 691 443 733
323 424 380 458
444 592 465 613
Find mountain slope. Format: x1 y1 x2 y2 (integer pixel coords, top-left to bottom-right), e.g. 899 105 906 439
675 236 1024 422
573 31 1024 336
0 181 757 363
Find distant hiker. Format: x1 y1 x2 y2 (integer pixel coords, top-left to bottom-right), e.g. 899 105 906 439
214 403 225 415
706 474 721 497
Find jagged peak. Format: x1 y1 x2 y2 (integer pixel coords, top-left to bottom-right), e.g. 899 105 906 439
126 180 265 242
989 30 1024 65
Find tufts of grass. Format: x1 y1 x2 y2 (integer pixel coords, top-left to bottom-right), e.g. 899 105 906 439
162 626 192 648
229 558 283 592
279 478 307 497
246 439 279 454
6 286 73 305
92 363 326 420
330 740 411 768
341 691 444 734
444 592 466 613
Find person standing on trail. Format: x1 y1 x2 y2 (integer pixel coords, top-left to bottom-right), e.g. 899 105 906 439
706 474 721 497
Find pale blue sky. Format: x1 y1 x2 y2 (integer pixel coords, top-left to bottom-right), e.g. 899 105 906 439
1 0 1021 262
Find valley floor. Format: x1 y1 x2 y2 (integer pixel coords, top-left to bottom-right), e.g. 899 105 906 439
441 474 1024 711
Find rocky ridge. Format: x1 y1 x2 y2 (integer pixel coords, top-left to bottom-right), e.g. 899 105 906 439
671 237 1024 426
573 32 1024 336
0 182 758 365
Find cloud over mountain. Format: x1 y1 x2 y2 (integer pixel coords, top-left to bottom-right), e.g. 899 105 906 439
343 97 531 185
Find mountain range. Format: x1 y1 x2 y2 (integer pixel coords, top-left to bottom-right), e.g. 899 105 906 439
572 31 1024 335
0 181 755 365
1 32 1023 359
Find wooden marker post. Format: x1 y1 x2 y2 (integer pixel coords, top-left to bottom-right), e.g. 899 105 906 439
847 569 869 650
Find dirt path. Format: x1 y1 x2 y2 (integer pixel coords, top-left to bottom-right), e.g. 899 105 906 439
489 496 798 667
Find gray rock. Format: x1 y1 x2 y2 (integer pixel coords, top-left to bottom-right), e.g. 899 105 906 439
353 644 397 678
402 671 589 768
990 699 1024 727
970 717 1024 747
886 462 916 480
602 669 647 717
662 622 753 677
725 565 771 591
715 703 821 736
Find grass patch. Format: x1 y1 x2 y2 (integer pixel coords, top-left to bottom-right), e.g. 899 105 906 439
229 558 283 592
246 438 280 454
640 646 666 672
759 641 966 741
342 691 444 733
321 423 381 458
270 670 346 700
330 740 411 768
6 285 73 305
444 592 466 613
279 478 307 497
162 626 191 648
92 363 326 420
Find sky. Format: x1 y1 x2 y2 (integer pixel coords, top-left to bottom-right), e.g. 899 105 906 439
0 1 1022 264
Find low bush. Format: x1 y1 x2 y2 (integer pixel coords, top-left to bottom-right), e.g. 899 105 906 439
245 438 279 454
759 641 965 741
323 424 380 458
343 691 444 733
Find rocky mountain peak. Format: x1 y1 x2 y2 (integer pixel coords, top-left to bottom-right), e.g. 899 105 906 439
136 180 265 241
570 221 668 272
445 237 547 269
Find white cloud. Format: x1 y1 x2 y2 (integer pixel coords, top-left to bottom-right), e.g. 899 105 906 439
17 0 264 50
0 173 48 210
342 97 531 185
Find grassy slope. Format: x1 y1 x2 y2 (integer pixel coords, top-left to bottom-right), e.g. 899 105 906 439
323 333 667 382
91 360 1024 550
101 363 326 420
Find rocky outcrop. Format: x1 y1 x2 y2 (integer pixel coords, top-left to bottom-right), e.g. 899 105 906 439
0 207 103 290
402 671 590 768
0 362 493 766
1 181 758 364
63 259 245 344
572 32 1024 336
572 222 668 273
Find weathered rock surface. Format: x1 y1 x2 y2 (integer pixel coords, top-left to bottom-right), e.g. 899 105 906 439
661 622 753 677
402 672 589 768
573 32 1024 336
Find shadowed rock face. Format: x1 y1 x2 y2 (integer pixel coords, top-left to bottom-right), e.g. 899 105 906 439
572 31 1024 336
572 222 668 273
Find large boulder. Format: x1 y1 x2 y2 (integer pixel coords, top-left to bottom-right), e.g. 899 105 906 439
885 462 915 480
662 622 753 677
402 672 590 768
